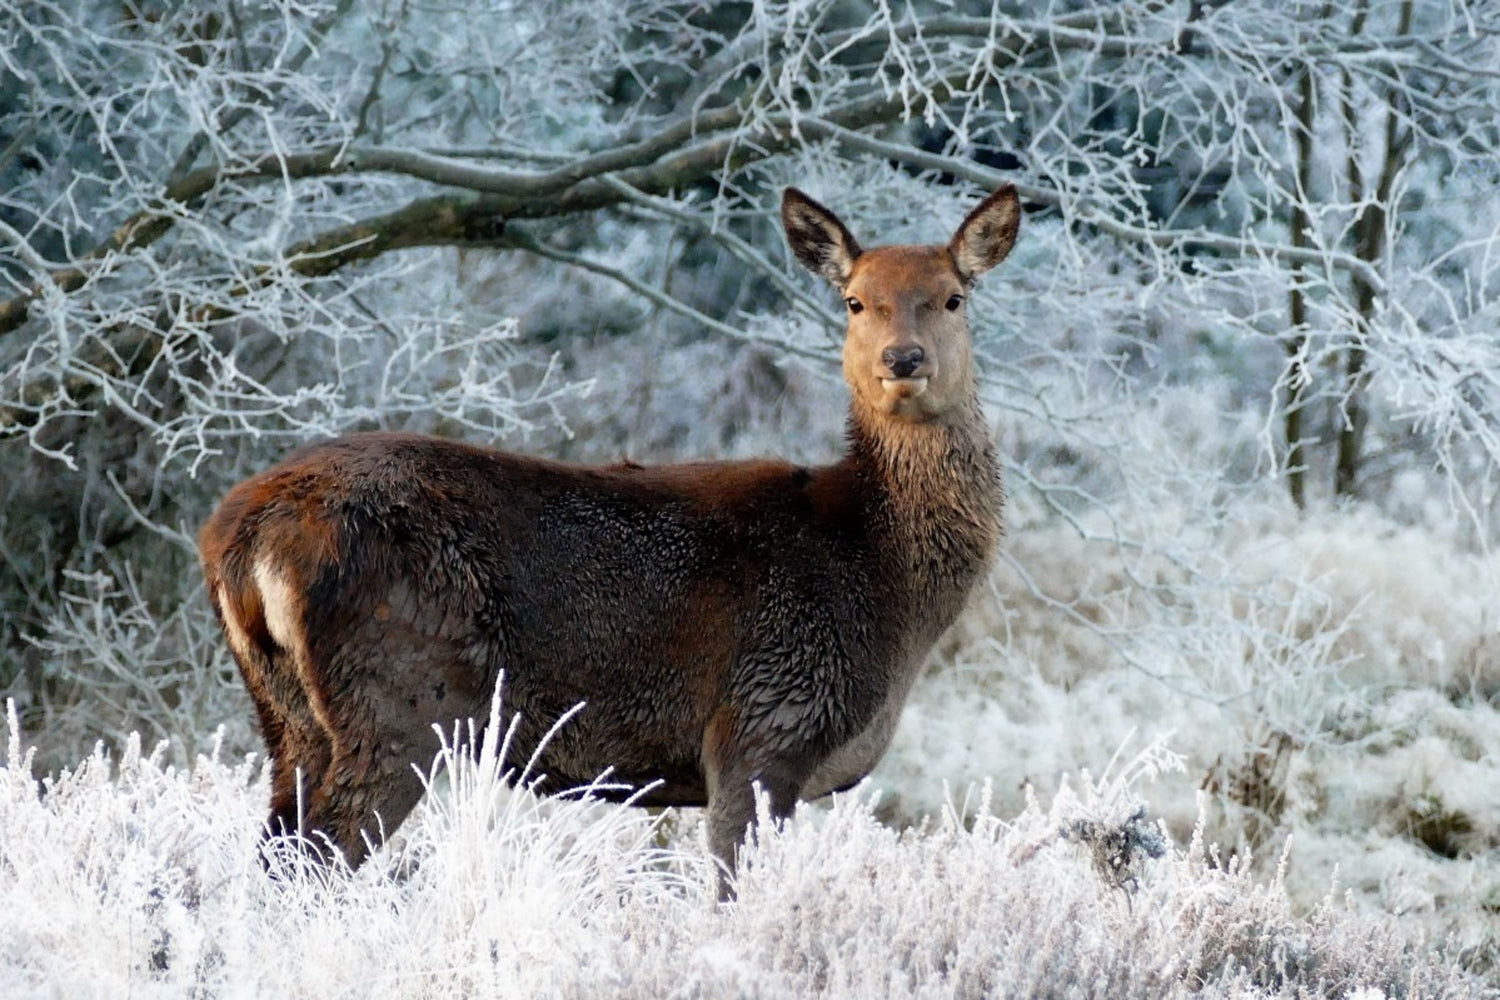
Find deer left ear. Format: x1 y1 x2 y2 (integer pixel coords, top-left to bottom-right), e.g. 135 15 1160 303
782 188 864 288
948 185 1021 283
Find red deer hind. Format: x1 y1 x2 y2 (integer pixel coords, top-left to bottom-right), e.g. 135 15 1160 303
199 184 1020 892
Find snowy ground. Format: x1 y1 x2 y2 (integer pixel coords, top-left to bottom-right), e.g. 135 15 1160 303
0 698 1485 999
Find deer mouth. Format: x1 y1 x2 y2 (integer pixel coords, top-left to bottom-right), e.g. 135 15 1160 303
880 376 930 399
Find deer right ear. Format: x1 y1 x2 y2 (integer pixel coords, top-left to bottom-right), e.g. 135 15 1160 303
782 188 863 288
949 184 1021 283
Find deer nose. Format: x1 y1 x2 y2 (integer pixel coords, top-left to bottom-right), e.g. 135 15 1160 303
882 346 925 378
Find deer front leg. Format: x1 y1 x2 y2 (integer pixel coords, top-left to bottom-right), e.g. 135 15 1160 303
704 754 808 901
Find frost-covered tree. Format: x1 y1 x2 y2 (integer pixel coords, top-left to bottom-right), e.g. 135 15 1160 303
2 1 1500 956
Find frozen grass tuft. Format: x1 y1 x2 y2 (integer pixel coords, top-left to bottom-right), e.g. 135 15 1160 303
0 701 1486 999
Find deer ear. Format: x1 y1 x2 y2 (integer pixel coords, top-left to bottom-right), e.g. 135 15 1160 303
782 188 863 288
948 185 1020 283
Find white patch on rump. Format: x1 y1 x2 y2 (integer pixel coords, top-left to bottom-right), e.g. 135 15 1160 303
253 555 338 740
253 557 302 651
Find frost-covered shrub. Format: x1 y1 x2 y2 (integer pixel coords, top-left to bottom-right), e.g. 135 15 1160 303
872 498 1500 964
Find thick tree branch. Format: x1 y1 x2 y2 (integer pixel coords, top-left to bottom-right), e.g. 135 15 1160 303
0 3 1464 341
207 89 959 286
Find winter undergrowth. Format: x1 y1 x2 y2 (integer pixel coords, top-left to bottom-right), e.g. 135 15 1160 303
0 699 1485 999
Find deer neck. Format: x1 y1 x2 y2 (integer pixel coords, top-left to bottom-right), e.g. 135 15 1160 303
845 391 1004 609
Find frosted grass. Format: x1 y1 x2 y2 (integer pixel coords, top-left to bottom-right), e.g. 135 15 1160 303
1 701 1483 999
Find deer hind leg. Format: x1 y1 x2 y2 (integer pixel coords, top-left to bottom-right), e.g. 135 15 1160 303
239 644 342 868
225 556 350 867
298 721 431 871
294 599 496 869
261 694 335 845
210 575 336 866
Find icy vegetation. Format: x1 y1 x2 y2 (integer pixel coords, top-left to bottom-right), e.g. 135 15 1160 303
885 501 1500 968
3 0 1500 993
1 702 1484 999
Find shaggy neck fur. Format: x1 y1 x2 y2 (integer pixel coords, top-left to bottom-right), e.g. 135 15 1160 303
844 392 1004 614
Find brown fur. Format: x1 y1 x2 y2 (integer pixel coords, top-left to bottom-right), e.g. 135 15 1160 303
199 185 1021 892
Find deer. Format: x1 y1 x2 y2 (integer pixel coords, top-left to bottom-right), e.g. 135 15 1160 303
198 183 1020 896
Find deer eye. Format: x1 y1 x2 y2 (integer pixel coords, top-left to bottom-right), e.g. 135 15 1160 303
845 296 864 314
945 294 964 312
